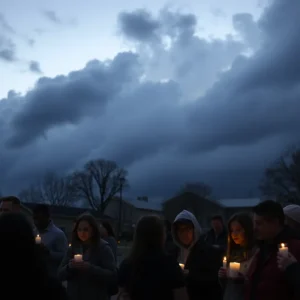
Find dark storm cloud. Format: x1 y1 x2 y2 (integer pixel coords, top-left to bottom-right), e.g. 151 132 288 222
1 0 299 199
6 52 140 148
29 60 43 74
118 10 160 41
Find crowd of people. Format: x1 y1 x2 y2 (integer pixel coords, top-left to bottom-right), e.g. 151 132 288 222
0 195 300 300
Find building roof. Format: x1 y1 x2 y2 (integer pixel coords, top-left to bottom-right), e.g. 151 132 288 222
217 198 261 208
23 202 113 219
124 199 162 211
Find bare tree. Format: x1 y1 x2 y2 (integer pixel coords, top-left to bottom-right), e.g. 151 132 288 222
71 170 96 209
71 159 128 213
19 172 78 206
260 149 300 204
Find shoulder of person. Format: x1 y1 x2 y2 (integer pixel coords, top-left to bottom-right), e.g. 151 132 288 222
288 239 300 252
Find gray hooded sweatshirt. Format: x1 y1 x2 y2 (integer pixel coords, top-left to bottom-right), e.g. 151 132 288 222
172 210 202 264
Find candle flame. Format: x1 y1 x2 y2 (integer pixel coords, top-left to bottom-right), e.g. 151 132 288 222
223 256 227 262
37 234 40 237
281 243 285 248
69 243 71 247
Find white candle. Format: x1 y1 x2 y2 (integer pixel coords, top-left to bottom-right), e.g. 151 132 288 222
35 234 41 244
279 243 288 257
229 262 240 278
223 257 227 269
179 263 185 270
74 254 83 262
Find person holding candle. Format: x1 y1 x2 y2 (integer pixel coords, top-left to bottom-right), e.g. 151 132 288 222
58 213 117 300
245 200 300 300
218 212 256 300
118 215 188 300
33 204 68 278
172 210 222 300
0 212 68 300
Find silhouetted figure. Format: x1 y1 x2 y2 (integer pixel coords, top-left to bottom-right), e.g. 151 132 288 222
101 221 118 261
33 204 68 278
0 212 67 300
164 220 179 261
118 216 188 300
0 195 21 213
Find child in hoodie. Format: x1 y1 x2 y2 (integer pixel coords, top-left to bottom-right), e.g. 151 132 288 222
172 210 223 300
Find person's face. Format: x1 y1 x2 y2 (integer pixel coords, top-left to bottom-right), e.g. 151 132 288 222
77 220 93 242
230 220 246 245
177 223 194 246
211 219 223 233
0 201 20 213
0 201 13 213
253 214 279 240
33 212 48 230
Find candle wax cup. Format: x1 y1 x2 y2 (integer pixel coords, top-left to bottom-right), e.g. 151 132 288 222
74 254 83 262
279 243 289 257
35 235 41 244
229 262 240 278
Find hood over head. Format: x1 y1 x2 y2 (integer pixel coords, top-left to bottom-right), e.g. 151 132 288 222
284 204 300 224
172 210 202 249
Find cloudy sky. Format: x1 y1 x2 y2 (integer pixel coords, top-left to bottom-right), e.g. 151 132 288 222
0 0 299 201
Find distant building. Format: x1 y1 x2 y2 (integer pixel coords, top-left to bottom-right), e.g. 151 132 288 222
163 193 263 227
163 192 224 228
217 198 261 220
104 197 162 233
23 202 113 240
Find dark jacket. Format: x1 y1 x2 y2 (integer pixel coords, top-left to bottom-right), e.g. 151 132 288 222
245 227 300 300
165 232 179 261
204 228 227 254
58 239 117 300
185 238 223 300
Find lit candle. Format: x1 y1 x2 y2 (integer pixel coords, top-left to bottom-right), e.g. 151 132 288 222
74 254 83 262
223 257 227 269
69 243 71 247
35 234 41 244
229 262 240 278
179 263 185 270
279 243 288 257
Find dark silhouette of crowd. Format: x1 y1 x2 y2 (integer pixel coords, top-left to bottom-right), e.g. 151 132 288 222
1 195 300 300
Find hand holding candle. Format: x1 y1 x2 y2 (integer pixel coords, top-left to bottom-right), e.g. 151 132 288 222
279 243 288 257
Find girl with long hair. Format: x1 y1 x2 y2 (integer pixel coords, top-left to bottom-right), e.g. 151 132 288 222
118 215 188 300
58 213 117 300
218 212 256 300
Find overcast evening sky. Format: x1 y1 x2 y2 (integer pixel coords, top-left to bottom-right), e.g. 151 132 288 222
0 0 299 201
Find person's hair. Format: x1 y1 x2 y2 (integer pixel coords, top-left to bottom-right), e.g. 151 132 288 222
211 214 223 223
253 200 285 225
0 213 48 287
32 204 50 218
0 196 21 205
72 213 101 247
227 212 254 261
101 221 115 238
129 215 165 262
164 219 172 232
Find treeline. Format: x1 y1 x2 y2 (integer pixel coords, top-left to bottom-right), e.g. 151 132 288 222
19 158 128 214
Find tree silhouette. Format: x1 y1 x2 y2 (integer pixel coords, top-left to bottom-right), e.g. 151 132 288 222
260 148 300 204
